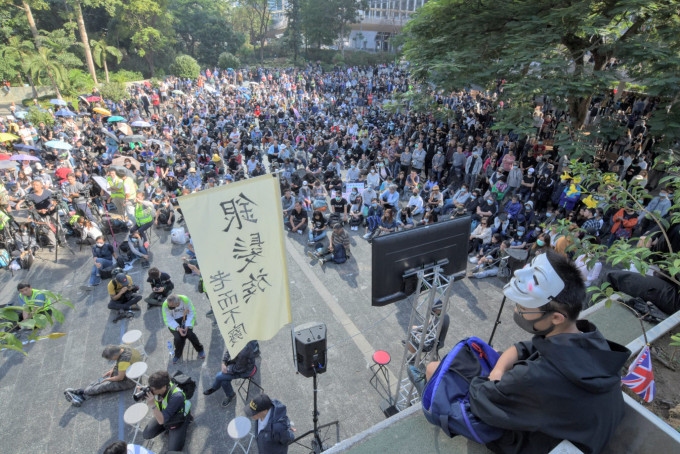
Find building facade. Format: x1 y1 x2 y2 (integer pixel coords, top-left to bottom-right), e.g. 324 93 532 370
349 0 428 52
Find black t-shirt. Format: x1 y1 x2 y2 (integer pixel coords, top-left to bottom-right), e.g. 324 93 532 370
28 189 55 213
291 209 308 224
330 197 348 213
311 217 326 232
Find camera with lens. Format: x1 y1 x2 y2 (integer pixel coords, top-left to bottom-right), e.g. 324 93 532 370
133 386 152 402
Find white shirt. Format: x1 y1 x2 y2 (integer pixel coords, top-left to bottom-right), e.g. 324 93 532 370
408 195 423 211
257 409 272 434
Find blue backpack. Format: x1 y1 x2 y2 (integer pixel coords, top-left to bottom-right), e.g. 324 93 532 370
421 336 503 444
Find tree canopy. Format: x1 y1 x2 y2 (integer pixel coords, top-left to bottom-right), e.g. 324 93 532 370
402 0 680 159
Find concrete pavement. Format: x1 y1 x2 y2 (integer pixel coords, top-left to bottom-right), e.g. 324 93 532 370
0 215 522 453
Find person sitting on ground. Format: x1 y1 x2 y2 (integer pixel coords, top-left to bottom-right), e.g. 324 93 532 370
469 238 510 279
363 197 384 239
408 188 424 216
348 195 364 231
307 210 327 245
108 272 142 318
373 208 397 239
145 267 174 306
409 251 630 454
64 344 142 407
203 340 260 407
154 196 175 230
287 201 308 234
14 282 51 323
469 217 492 255
126 230 150 268
85 236 117 289
307 223 351 265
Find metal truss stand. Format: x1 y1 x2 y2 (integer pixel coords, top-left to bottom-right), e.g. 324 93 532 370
392 261 456 411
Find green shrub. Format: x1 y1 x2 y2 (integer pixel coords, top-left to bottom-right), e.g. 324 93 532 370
98 82 129 103
332 53 345 65
170 55 200 79
63 69 95 98
218 52 241 70
25 106 55 127
21 95 53 108
109 70 144 83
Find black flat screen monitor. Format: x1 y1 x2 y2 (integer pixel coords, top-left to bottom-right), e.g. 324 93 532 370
371 216 471 306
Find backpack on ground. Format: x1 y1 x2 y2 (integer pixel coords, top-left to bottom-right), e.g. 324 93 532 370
422 336 503 444
171 370 196 400
171 227 187 244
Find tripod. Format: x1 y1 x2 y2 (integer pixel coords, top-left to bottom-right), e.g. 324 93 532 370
292 370 339 454
488 295 508 348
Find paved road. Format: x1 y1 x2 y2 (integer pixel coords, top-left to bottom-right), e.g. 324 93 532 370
0 213 522 453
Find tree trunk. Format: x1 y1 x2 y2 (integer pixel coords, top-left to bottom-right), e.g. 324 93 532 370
22 1 40 43
47 70 62 99
104 58 110 83
75 2 98 85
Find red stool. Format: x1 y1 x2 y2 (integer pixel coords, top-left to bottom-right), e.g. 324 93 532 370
370 350 391 399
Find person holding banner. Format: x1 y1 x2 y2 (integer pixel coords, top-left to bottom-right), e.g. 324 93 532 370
162 294 206 364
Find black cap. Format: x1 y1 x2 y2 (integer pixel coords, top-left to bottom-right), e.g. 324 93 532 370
245 393 272 417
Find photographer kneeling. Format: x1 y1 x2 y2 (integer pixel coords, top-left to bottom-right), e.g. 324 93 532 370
141 370 192 452
108 272 142 319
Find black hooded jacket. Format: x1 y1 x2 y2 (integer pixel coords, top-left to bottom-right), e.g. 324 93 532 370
469 320 630 454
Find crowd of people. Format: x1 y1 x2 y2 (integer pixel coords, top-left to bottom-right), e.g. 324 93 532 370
0 59 677 453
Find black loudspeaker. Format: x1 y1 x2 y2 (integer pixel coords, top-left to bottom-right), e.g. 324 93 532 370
294 322 327 378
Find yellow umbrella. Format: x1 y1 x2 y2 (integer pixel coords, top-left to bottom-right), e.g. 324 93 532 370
93 107 112 115
0 132 19 142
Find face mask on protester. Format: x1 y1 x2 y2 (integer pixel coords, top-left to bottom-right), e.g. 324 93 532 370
537 239 546 247
96 242 104 248
513 310 557 337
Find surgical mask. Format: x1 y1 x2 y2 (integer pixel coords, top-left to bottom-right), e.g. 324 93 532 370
487 200 493 205
660 193 668 198
537 239 545 247
513 310 556 337
371 169 375 173
371 203 377 208
336 196 341 201
546 212 552 218
96 243 104 248
470 195 476 200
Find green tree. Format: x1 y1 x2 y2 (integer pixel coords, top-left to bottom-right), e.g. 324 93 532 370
218 52 241 71
171 0 244 66
90 39 122 83
38 29 83 70
24 46 68 98
284 0 302 61
240 0 271 62
301 0 336 49
67 0 105 85
0 290 73 355
115 0 174 76
170 54 200 78
25 105 54 127
98 80 128 102
334 0 367 56
402 0 680 159
2 36 38 96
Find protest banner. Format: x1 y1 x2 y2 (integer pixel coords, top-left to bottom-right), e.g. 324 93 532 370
179 176 291 353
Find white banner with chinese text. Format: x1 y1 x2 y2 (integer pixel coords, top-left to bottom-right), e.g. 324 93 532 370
178 175 291 353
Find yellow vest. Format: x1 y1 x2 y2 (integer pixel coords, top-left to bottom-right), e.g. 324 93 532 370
107 176 125 198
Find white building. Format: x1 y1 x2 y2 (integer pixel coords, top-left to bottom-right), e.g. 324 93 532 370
349 0 429 52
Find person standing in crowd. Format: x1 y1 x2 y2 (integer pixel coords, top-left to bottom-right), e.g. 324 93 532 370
246 393 296 454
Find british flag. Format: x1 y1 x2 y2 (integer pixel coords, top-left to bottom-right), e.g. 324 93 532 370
622 345 655 403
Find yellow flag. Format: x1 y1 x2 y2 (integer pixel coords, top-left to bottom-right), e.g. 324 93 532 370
178 176 291 353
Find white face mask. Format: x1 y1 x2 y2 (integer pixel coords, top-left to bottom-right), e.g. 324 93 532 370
503 254 564 308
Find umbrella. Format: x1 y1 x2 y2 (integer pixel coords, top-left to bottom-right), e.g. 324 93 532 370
13 144 40 152
107 116 126 123
14 110 28 120
86 95 101 102
109 165 139 178
0 154 10 160
0 161 19 169
204 85 217 93
111 159 140 171
91 175 111 197
0 133 19 142
100 128 119 143
120 135 145 144
171 90 185 95
50 99 67 106
10 154 40 161
78 111 91 116
131 120 152 127
117 123 133 136
44 140 73 150
55 109 76 117
93 107 112 115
